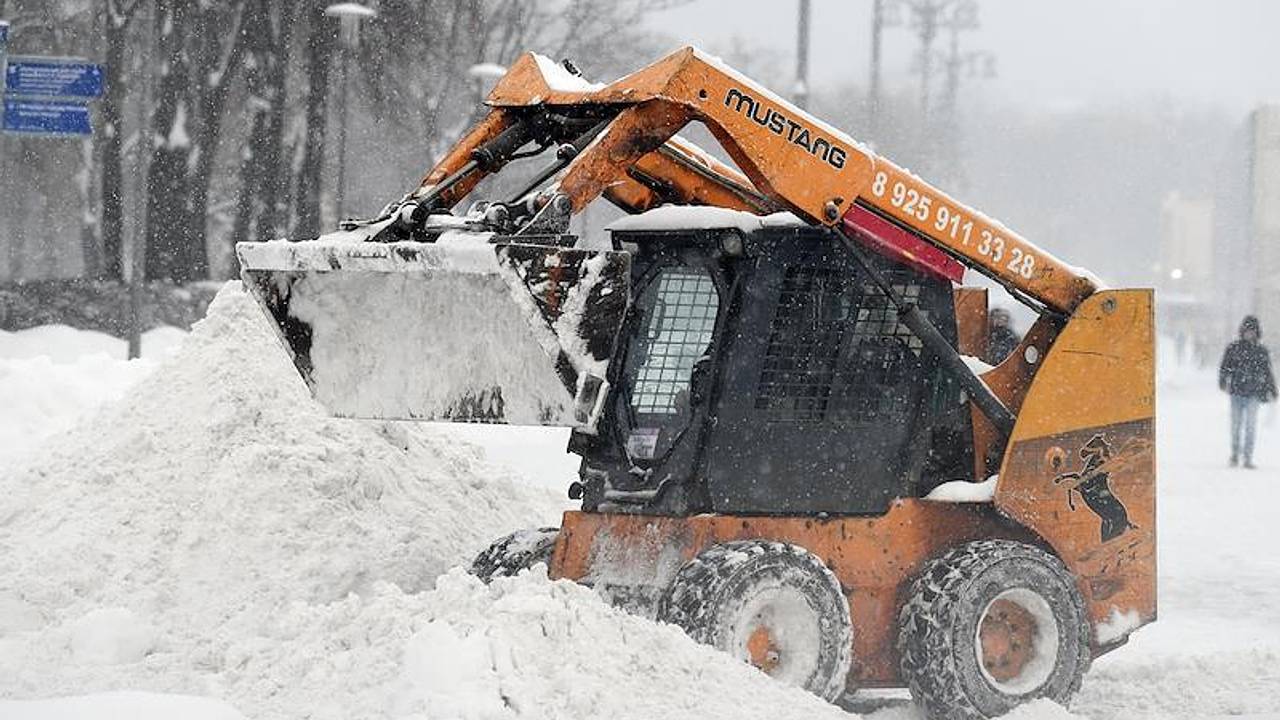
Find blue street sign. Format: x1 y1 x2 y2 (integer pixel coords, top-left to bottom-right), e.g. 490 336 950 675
3 98 92 136
5 57 103 99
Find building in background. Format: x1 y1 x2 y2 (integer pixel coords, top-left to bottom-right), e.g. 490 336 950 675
1156 192 1215 365
1250 105 1280 345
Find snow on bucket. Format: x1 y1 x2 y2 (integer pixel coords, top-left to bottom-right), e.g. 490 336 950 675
237 236 629 431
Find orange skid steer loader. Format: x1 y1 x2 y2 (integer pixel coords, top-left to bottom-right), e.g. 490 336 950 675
237 48 1155 719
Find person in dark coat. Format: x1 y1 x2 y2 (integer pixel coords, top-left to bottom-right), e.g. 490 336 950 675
1219 315 1278 468
983 307 1021 365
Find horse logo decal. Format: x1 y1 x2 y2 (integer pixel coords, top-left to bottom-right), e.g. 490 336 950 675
1053 433 1137 542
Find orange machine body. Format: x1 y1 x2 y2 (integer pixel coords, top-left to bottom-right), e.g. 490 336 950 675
403 47 1156 688
548 290 1156 688
551 504 1035 687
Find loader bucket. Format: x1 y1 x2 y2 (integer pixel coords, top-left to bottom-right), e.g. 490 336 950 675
236 237 630 432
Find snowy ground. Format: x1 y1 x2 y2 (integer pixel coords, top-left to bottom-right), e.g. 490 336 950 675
1 285 1278 718
0 325 186 465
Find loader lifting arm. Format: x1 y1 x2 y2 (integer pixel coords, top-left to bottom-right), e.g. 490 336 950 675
391 47 1097 318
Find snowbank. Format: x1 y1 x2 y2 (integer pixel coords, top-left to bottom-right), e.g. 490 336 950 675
0 353 156 463
0 324 186 362
0 283 565 718
0 691 248 720
0 325 186 464
390 567 854 720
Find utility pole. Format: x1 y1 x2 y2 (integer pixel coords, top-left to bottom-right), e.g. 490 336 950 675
334 48 348 219
938 2 989 187
794 0 811 110
128 3 157 360
913 2 940 125
938 1 984 127
868 0 885 137
895 0 987 181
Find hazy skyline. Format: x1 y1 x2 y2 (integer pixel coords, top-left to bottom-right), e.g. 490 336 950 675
645 0 1280 115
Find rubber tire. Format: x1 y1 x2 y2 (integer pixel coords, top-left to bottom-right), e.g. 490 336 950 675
657 540 853 701
897 539 1090 720
468 527 560 583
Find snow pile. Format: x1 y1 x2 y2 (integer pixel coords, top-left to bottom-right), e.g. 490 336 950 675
0 283 565 718
1 691 248 720
389 567 853 720
66 607 158 666
0 352 155 462
0 325 186 464
993 699 1085 720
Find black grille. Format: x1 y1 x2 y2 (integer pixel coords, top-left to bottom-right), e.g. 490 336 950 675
754 267 851 421
629 270 719 415
755 265 921 424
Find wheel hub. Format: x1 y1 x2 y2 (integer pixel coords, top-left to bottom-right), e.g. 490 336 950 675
978 598 1036 682
746 625 782 674
974 587 1060 695
731 586 822 687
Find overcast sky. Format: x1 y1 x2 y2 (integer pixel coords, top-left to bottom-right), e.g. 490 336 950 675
645 0 1280 115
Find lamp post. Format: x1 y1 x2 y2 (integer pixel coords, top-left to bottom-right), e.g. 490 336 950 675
324 2 376 221
794 0 811 110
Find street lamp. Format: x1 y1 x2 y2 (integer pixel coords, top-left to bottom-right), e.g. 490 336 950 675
324 2 377 221
467 62 508 104
465 63 508 126
467 63 508 83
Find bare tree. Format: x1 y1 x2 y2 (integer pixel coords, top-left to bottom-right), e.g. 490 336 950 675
228 0 297 262
294 1 337 238
143 0 198 282
98 0 145 281
144 0 248 282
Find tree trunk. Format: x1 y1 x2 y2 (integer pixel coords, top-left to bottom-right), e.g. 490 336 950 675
295 3 336 238
261 0 296 238
186 2 248 278
144 0 201 282
230 0 296 263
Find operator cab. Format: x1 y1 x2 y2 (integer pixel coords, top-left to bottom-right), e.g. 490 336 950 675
569 208 974 517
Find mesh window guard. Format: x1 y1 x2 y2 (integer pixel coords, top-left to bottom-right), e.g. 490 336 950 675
755 266 851 421
756 266 923 424
629 269 719 415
